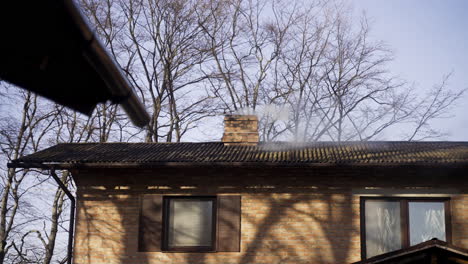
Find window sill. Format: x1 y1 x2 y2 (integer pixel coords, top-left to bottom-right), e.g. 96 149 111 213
161 248 217 253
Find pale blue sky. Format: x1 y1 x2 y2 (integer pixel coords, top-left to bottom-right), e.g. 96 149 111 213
351 0 468 140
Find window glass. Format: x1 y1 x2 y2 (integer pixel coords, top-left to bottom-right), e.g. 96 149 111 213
365 200 401 258
409 202 445 245
168 199 213 247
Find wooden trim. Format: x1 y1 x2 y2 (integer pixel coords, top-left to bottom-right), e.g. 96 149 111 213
138 195 145 251
211 198 218 251
360 196 452 260
361 197 450 201
360 198 367 260
161 197 169 251
401 200 409 248
139 194 163 252
162 196 217 252
445 200 452 243
217 195 241 252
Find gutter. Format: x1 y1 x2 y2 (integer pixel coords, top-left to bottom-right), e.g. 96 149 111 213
8 161 468 169
63 0 150 127
50 170 75 264
7 163 76 263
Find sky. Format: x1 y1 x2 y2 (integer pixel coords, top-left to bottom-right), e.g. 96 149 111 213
350 0 468 140
192 0 468 142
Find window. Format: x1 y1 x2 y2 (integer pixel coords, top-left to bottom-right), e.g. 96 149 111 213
361 197 451 259
139 195 241 252
163 197 217 251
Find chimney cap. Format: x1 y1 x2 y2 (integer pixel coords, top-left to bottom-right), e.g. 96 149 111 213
224 114 258 121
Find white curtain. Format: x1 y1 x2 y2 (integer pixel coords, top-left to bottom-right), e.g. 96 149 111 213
365 201 401 258
168 200 213 247
409 202 445 245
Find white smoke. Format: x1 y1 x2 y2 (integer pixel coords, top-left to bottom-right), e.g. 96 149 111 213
232 104 293 144
234 104 290 121
262 104 290 121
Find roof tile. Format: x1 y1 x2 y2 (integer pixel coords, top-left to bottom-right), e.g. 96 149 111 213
10 141 468 166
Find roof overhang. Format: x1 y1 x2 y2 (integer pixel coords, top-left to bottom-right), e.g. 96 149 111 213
8 142 468 170
0 1 149 127
8 161 468 170
353 239 468 264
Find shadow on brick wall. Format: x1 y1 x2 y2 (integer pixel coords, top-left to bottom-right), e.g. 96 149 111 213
72 166 466 264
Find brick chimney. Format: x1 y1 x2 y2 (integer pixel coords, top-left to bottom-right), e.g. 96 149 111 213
222 115 259 146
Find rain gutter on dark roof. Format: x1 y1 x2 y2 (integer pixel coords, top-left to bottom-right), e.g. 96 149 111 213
5 169 76 264
62 0 150 127
50 170 75 264
8 161 468 170
0 0 149 127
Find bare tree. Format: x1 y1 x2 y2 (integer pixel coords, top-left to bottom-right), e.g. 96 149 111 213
405 73 465 141
200 0 295 112
0 89 59 264
1 0 465 262
0 81 123 263
287 13 465 142
202 0 465 142
79 0 220 143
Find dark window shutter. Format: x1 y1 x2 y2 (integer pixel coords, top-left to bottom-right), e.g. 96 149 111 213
217 195 241 252
139 195 163 252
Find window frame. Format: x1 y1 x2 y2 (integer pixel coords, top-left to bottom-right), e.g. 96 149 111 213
360 197 451 260
161 196 218 252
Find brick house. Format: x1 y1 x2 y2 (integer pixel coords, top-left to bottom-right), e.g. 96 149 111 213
9 115 468 264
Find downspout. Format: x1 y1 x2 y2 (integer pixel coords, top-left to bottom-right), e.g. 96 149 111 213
50 169 75 264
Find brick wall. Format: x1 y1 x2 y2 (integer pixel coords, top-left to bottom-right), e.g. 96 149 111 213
222 115 259 145
72 166 468 264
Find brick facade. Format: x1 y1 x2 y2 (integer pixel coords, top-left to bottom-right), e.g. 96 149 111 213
72 166 468 264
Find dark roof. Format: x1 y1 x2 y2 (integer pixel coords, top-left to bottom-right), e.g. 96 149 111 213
352 239 468 264
0 1 149 127
9 141 468 168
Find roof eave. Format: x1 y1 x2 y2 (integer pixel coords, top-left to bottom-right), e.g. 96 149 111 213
63 0 150 127
352 240 468 264
0 0 149 127
8 161 468 170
